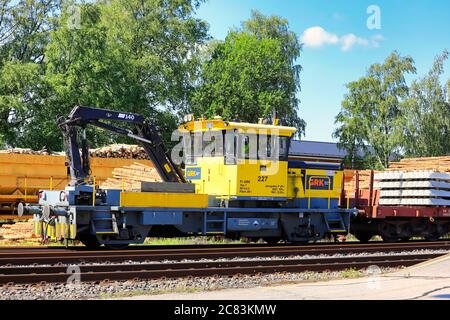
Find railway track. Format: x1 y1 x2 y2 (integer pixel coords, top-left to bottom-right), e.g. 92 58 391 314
0 241 449 265
0 253 442 285
0 241 448 285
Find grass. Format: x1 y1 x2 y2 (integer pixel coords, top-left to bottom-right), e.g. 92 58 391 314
2 231 448 248
140 236 245 246
0 236 244 247
100 285 203 299
339 268 364 278
0 234 391 247
0 239 82 247
0 240 40 246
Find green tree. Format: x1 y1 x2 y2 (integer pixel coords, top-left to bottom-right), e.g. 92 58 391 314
0 0 60 148
334 51 416 168
191 10 305 134
400 50 450 157
2 0 209 150
334 91 380 169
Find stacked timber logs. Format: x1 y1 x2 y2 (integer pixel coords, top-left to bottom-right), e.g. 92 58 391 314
344 170 380 193
0 148 49 155
344 156 450 193
89 144 149 159
0 144 150 159
388 156 450 172
100 162 161 191
0 220 37 243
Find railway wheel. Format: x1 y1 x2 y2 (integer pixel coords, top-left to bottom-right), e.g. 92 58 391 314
424 223 441 241
352 232 374 243
381 235 399 243
78 234 101 249
291 241 309 245
379 223 399 243
104 243 130 250
424 235 440 241
263 237 280 245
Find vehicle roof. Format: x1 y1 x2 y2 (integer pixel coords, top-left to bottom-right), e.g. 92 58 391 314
178 119 297 137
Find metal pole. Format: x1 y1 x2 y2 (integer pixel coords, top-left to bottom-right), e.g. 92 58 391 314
355 171 360 207
24 177 27 202
347 192 350 209
92 177 96 207
308 177 311 209
327 177 331 209
369 170 374 206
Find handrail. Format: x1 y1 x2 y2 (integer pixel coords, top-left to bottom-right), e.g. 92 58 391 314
14 176 62 195
328 177 331 209
92 176 96 207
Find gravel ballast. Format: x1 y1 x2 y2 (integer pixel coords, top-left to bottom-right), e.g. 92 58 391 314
1 248 446 300
0 267 399 300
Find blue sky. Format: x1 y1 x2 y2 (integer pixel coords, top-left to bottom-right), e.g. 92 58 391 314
196 0 450 142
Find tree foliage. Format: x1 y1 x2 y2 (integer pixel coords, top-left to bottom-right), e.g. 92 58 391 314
1 3 308 151
0 0 209 150
400 50 450 157
0 0 60 148
191 10 305 135
4 1 447 164
335 50 450 169
334 51 416 168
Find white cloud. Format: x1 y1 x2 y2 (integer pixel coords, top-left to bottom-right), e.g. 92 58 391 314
341 34 370 51
301 26 339 47
301 26 384 52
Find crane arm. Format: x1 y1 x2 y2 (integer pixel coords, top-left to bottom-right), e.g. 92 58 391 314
58 106 186 185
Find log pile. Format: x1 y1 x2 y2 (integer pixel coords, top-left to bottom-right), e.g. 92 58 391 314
388 156 450 172
344 155 450 192
344 170 381 192
100 162 162 191
89 144 149 159
0 148 49 155
0 220 37 243
0 144 149 159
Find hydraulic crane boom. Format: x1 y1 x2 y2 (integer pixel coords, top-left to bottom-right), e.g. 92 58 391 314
57 106 186 185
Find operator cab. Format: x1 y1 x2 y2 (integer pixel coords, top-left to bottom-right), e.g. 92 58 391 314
178 116 296 206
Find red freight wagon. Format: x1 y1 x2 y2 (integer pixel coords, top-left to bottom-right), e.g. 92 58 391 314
342 170 450 242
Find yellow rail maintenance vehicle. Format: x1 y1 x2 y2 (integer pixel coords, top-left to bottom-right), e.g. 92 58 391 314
26 106 355 248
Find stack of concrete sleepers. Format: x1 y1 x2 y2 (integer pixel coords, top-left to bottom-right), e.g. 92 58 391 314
374 171 450 206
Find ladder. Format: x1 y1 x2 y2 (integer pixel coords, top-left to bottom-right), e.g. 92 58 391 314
324 213 347 233
91 213 119 235
203 212 227 235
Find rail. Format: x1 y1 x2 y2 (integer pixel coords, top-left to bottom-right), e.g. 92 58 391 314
1 242 448 284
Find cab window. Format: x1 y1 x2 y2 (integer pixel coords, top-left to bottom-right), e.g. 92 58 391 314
185 131 224 164
225 132 291 163
259 135 290 161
